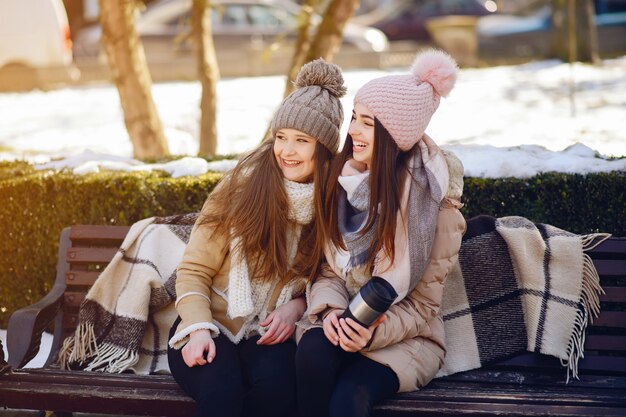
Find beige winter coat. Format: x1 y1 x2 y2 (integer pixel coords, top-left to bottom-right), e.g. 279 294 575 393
300 152 466 392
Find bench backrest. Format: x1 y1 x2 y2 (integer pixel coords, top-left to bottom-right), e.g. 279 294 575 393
52 227 626 373
59 225 131 344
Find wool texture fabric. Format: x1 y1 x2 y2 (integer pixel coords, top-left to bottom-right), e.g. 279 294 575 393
271 59 346 153
58 214 607 379
227 179 313 320
335 135 450 301
438 215 610 382
57 213 197 374
355 49 458 151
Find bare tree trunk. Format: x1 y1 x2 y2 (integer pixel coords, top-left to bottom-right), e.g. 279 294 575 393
99 0 169 159
305 0 360 62
262 0 357 142
192 0 220 158
551 0 599 63
282 0 318 99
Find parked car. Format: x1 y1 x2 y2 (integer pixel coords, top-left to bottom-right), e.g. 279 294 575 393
477 0 626 62
351 0 495 43
0 0 79 90
74 0 389 78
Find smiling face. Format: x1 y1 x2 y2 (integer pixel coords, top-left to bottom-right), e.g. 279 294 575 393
348 102 376 168
273 128 317 183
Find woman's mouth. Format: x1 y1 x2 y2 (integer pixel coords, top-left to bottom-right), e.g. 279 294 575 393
353 141 368 153
281 159 302 167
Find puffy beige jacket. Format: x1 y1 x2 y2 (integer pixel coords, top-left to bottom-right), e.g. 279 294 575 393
301 152 466 392
170 221 306 348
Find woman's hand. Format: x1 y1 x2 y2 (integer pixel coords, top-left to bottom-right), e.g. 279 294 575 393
182 329 216 367
336 315 386 352
322 309 343 346
257 297 306 345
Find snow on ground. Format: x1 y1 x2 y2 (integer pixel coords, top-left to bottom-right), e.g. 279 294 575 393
0 329 51 368
0 57 625 178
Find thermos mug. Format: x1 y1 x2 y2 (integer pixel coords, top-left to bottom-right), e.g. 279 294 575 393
341 276 398 327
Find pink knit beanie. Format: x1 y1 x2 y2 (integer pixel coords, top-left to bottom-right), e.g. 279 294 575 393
354 49 458 151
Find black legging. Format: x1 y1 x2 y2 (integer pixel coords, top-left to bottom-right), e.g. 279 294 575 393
296 327 399 417
168 317 297 417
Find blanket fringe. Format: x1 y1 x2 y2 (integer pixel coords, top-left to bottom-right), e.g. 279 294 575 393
57 322 139 373
84 343 139 373
562 233 611 382
58 322 98 369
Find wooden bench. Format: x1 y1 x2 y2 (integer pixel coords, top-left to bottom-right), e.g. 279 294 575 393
1 225 625 417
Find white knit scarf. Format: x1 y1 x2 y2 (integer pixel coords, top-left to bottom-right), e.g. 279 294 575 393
227 179 314 321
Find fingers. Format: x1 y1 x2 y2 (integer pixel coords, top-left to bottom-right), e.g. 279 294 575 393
206 338 216 363
182 343 207 367
267 326 293 345
323 311 341 346
258 319 281 345
259 311 274 328
370 314 386 329
337 318 372 352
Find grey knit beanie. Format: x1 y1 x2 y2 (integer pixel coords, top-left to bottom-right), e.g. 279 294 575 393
271 59 346 153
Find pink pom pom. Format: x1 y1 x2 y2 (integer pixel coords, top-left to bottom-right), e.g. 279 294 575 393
410 49 458 97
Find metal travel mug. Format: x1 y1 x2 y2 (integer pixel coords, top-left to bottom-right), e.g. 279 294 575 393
341 276 398 327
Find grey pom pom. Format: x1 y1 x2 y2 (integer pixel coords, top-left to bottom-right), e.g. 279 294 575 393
295 59 347 98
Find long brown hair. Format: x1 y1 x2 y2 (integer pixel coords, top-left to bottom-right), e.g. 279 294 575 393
325 119 412 271
200 139 332 283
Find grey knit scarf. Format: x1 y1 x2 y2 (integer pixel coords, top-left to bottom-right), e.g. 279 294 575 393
337 146 448 300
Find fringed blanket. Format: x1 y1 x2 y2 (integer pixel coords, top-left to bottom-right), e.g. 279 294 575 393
58 213 199 374
438 215 609 381
59 213 608 381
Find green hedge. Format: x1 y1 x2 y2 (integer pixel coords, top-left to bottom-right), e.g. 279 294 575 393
0 163 222 328
0 162 624 328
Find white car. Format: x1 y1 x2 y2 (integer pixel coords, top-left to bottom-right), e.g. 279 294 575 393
75 0 389 78
0 0 79 90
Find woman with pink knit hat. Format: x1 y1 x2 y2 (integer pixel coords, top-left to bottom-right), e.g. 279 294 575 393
295 50 467 417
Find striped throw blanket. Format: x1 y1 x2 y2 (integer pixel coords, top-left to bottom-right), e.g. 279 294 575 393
58 213 198 374
59 213 608 382
438 215 609 381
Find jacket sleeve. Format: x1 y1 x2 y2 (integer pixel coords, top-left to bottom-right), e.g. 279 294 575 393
306 263 350 323
168 215 229 349
364 200 466 352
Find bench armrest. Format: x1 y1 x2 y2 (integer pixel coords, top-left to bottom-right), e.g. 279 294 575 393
7 227 72 369
6 280 65 368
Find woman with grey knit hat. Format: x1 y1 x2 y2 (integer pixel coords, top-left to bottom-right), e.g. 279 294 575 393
166 58 345 417
296 50 467 417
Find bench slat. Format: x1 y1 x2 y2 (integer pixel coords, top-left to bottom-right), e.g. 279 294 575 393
64 291 86 308
593 259 626 276
67 247 118 264
375 399 626 417
69 225 131 244
591 311 626 328
587 237 626 255
496 352 626 372
585 335 626 351
66 271 101 286
599 287 626 302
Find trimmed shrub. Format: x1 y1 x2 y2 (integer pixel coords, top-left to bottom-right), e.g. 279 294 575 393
0 165 222 327
0 162 624 328
461 172 626 235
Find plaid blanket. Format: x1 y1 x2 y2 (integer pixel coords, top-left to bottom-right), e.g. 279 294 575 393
59 213 608 381
438 215 609 381
58 213 199 374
